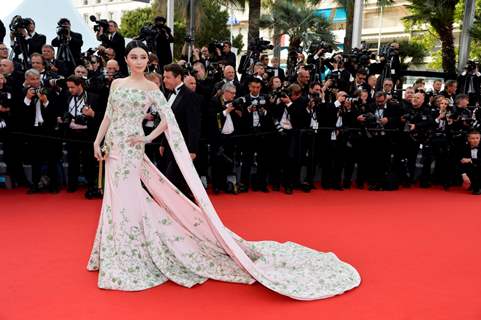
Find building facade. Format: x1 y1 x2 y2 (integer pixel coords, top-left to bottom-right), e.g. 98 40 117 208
73 0 151 27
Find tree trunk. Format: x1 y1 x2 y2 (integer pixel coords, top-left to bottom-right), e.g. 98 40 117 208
343 4 354 53
273 27 281 59
248 0 261 44
438 24 457 76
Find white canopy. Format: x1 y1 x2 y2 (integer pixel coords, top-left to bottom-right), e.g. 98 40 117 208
1 0 99 51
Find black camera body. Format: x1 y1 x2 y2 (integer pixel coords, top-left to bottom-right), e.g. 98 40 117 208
9 15 29 34
90 15 109 33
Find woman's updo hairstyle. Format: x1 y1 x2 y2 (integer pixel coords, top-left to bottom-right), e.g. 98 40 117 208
125 40 149 57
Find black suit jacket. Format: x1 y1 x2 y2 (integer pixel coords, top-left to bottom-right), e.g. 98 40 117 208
460 144 480 175
28 33 46 55
0 19 5 43
161 85 201 154
208 96 241 140
21 89 60 130
51 31 83 65
98 32 127 74
59 91 103 134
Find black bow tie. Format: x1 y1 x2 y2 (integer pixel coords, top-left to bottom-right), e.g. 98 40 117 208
471 147 478 150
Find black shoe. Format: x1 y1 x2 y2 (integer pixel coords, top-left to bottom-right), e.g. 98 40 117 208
213 187 221 195
284 187 293 195
67 185 78 193
27 186 40 194
300 183 312 193
333 184 344 191
272 184 280 192
343 182 352 189
49 186 60 194
258 186 269 193
238 183 248 193
420 181 431 189
472 189 481 195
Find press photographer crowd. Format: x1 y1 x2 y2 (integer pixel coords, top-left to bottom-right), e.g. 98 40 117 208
0 15 480 198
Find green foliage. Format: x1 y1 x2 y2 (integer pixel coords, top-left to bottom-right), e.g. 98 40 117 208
194 0 230 47
398 40 427 69
232 33 244 52
260 0 335 50
120 7 154 38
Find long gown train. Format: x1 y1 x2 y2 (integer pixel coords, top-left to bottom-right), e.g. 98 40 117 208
87 87 361 300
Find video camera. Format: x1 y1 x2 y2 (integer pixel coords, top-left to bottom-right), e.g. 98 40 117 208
9 15 29 35
379 44 399 60
89 15 109 33
343 47 375 67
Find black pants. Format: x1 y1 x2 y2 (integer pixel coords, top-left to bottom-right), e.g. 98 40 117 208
465 162 481 191
28 126 62 189
66 129 96 189
2 130 29 186
240 133 268 189
271 131 300 189
300 130 321 185
320 135 345 188
211 134 235 190
163 147 195 202
365 134 391 187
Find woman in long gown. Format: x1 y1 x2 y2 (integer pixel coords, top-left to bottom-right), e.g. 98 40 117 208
88 41 361 301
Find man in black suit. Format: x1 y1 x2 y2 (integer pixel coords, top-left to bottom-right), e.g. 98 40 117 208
160 63 201 200
208 83 242 194
0 19 6 43
41 44 69 77
96 20 127 75
220 41 236 69
460 130 481 195
25 19 46 56
51 18 83 70
153 16 174 71
22 68 62 193
58 75 103 197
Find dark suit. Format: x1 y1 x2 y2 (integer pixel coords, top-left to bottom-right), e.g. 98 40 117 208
27 32 46 55
460 144 481 193
59 91 101 190
161 84 201 200
22 89 62 190
0 19 5 43
51 30 83 66
98 32 127 75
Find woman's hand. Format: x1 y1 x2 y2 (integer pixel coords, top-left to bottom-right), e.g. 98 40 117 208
93 142 103 161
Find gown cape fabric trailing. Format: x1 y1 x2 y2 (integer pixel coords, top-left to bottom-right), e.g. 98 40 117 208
87 87 361 300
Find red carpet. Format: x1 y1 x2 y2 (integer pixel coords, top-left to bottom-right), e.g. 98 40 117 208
1 187 480 320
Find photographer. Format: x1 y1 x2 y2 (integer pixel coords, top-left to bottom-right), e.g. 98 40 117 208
208 83 242 194
457 61 480 106
30 53 64 94
41 44 68 77
370 42 401 89
51 18 83 69
399 92 433 187
220 41 236 69
270 83 304 194
441 79 457 108
0 19 5 43
349 69 367 96
152 16 174 71
22 68 61 193
238 77 270 192
96 20 126 75
359 91 399 190
213 65 241 97
299 82 323 190
269 57 286 83
460 130 481 195
25 19 46 56
58 75 100 197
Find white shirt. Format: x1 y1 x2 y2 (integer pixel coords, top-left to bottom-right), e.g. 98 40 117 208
280 102 293 130
331 101 343 140
221 109 235 134
472 147 478 160
24 96 48 127
168 83 183 104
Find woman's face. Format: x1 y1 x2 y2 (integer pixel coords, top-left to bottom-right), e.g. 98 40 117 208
272 78 281 89
126 47 149 74
438 98 448 109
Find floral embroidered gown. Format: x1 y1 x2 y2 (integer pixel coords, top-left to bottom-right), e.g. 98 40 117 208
87 87 361 300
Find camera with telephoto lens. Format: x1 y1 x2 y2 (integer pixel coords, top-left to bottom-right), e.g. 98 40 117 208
32 87 49 96
232 96 247 110
343 48 376 67
269 87 289 101
9 15 30 34
56 24 70 38
379 44 399 59
89 15 109 33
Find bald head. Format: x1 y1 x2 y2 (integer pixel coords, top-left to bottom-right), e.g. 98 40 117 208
184 75 197 92
106 60 119 76
0 59 14 75
223 65 235 81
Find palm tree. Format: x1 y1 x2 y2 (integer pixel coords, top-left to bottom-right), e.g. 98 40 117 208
403 0 459 75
